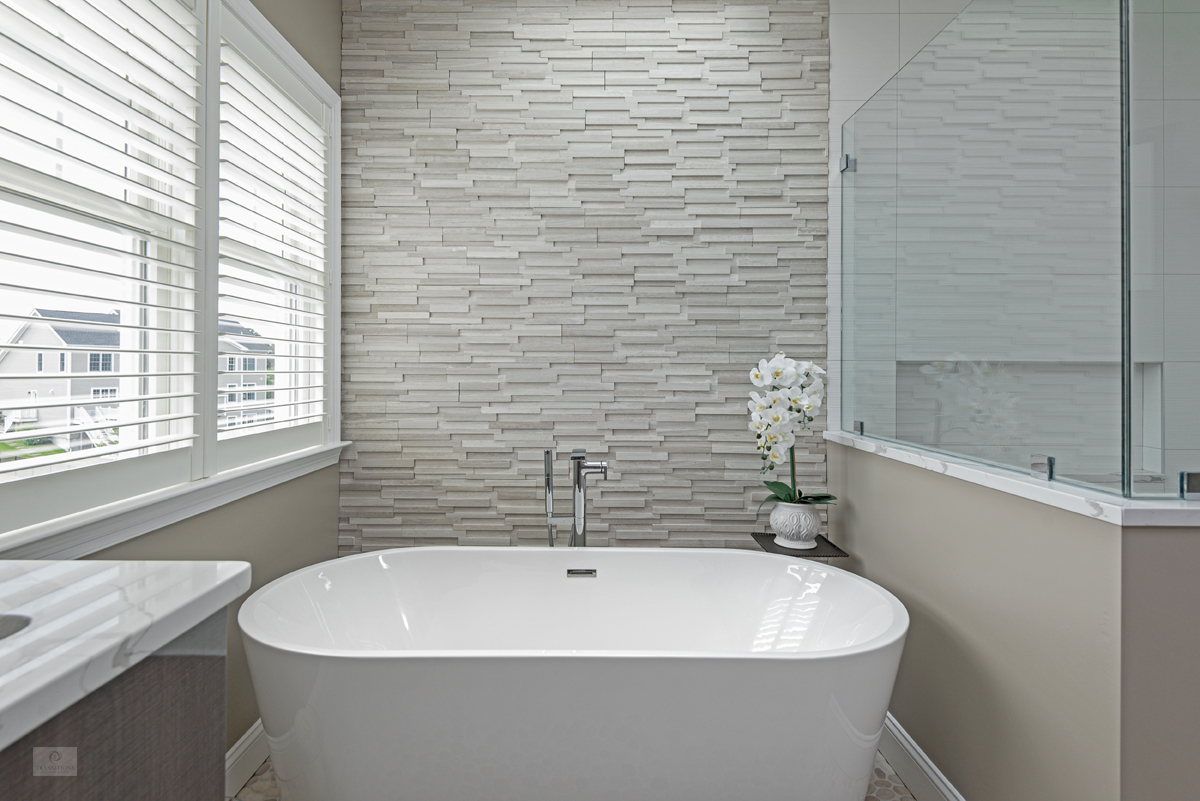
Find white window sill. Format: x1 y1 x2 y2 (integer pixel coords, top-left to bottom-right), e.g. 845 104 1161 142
825 430 1200 528
0 442 349 559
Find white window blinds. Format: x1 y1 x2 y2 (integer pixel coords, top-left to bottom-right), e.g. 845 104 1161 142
0 0 202 476
217 16 328 440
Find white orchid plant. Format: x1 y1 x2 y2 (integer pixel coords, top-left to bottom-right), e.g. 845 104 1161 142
749 352 836 507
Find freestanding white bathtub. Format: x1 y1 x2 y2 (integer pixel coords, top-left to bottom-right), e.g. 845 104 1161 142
239 547 908 801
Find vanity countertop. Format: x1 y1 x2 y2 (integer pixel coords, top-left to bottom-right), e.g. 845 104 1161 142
0 560 251 752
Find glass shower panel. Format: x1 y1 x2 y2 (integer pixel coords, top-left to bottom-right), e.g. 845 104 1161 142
842 0 1124 491
841 78 898 440
1128 3 1198 497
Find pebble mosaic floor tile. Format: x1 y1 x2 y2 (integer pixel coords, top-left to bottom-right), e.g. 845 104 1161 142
234 751 916 800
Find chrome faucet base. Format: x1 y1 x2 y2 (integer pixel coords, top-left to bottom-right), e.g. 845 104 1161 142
544 448 608 546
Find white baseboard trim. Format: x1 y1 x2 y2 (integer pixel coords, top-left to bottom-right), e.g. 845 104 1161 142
879 712 967 801
225 719 269 799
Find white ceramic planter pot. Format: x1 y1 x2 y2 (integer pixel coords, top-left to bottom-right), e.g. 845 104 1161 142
770 502 822 550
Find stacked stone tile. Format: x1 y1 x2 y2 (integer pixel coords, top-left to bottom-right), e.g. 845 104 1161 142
340 0 830 553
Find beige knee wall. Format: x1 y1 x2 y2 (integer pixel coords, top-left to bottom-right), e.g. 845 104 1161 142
828 443 1121 801
829 442 1200 801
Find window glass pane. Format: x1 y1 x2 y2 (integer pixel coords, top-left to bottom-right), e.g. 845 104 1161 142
216 16 328 440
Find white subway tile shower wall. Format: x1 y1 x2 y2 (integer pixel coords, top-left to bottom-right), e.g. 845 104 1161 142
340 0 830 552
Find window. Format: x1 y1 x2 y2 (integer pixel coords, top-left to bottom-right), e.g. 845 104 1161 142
242 385 255 402
0 0 340 535
87 353 113 372
216 14 330 443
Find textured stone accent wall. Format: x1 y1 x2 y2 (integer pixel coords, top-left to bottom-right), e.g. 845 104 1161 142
340 0 830 553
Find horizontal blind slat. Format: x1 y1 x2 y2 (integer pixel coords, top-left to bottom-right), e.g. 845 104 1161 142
0 411 198 445
0 433 197 475
0 390 198 412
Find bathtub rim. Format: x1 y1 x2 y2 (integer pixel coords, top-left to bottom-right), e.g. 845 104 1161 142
238 546 910 661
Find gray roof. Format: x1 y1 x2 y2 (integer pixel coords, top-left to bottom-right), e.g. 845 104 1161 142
35 309 120 349
219 319 260 337
35 309 120 325
219 318 274 354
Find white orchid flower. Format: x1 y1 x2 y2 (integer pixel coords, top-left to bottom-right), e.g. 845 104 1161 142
768 446 788 465
766 407 791 427
766 355 798 387
747 391 771 414
750 360 771 388
749 419 769 434
799 394 822 413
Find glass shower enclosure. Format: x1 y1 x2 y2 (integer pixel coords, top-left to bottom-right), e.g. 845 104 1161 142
840 0 1193 498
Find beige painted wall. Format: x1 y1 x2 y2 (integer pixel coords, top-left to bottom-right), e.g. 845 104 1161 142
827 442 1121 801
87 466 339 749
248 0 341 91
1121 527 1200 801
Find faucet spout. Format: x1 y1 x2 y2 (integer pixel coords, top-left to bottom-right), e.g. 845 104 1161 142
569 449 608 547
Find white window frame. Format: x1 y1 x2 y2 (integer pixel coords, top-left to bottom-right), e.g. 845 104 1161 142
0 0 344 559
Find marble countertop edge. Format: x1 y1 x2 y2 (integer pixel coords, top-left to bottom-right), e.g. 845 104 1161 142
825 430 1200 528
0 560 251 753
